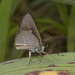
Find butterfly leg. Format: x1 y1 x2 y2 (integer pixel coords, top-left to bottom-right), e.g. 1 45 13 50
28 51 31 64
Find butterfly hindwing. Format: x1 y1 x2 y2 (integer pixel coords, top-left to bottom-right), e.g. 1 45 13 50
15 30 39 50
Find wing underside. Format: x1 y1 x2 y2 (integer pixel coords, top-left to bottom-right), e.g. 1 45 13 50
19 13 42 44
15 30 39 50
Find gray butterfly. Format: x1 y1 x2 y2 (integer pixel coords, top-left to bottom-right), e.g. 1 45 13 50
15 13 44 63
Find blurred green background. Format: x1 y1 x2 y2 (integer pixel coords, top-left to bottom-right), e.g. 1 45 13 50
0 0 75 63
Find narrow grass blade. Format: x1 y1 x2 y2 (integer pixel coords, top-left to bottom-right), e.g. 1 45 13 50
67 6 75 51
30 0 49 8
39 25 52 33
10 47 25 59
13 0 23 13
52 0 75 6
0 0 14 62
9 25 18 38
36 19 66 34
56 3 68 26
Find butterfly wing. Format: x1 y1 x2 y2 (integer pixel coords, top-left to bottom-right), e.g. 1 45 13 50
19 13 42 44
15 30 39 50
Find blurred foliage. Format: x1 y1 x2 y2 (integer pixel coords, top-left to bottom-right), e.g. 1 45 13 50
0 0 75 62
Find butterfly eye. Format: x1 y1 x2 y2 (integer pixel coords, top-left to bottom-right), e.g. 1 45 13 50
43 42 48 48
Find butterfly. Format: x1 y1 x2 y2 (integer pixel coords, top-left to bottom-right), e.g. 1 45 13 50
15 13 45 64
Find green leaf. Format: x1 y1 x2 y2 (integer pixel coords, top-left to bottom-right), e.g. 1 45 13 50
67 6 75 52
0 0 14 62
2 29 9 62
13 0 23 13
56 3 68 26
9 25 18 38
30 0 49 8
10 47 25 59
39 25 52 33
52 0 75 5
36 19 66 34
0 52 75 75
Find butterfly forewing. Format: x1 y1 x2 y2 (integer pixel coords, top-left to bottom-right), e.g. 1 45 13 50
19 13 42 44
